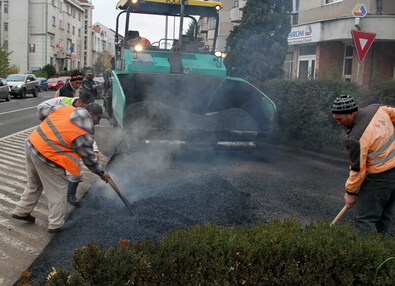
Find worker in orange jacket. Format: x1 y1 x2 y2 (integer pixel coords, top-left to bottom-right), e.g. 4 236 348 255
12 103 111 233
332 95 395 233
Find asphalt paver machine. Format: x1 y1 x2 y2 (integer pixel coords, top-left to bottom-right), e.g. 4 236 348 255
106 0 277 151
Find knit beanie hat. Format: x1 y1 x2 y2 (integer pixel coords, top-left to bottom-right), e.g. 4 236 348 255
70 74 83 82
331 95 358 114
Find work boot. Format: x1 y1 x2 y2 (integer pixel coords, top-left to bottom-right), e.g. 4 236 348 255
48 220 74 233
67 181 80 207
12 213 36 223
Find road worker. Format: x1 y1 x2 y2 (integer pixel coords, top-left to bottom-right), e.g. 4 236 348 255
54 70 83 98
81 69 102 99
12 103 111 233
37 91 96 207
331 95 395 233
127 30 150 51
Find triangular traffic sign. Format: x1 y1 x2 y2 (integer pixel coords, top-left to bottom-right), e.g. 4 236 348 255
351 30 376 63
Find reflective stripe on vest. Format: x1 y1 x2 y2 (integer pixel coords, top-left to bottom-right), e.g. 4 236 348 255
368 133 395 165
29 105 89 176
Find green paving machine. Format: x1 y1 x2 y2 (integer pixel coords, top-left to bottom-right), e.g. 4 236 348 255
106 0 276 150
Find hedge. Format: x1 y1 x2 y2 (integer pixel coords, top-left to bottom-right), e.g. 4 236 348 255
27 220 394 285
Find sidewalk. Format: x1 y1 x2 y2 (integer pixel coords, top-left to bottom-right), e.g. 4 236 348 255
0 120 119 286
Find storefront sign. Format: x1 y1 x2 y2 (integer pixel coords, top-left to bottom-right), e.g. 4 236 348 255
288 23 321 45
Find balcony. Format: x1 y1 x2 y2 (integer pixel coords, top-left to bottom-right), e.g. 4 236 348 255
230 7 242 23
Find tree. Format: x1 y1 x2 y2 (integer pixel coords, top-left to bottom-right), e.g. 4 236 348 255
224 0 291 83
42 64 57 78
0 45 12 77
93 50 114 76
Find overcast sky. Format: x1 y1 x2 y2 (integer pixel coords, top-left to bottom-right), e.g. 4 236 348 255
92 1 119 31
91 0 189 43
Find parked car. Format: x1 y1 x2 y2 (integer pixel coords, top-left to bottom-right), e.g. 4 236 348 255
0 78 11 101
47 78 63 90
37 77 49 91
6 74 39 98
58 76 71 87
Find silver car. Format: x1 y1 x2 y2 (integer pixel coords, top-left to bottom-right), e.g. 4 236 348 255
0 78 11 101
6 74 39 98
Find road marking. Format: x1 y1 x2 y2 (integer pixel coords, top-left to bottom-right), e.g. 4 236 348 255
0 126 36 141
0 106 36 116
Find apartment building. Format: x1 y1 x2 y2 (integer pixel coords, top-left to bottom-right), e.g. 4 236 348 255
0 0 115 74
91 22 116 65
230 0 395 88
287 0 395 88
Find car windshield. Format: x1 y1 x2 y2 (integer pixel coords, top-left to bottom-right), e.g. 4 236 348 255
6 74 25 81
47 78 58 83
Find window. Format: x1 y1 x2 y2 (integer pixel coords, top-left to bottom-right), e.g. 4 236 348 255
208 18 216 29
325 0 342 4
72 26 75 35
78 28 81 37
4 22 8 31
283 52 294 80
67 23 70 33
4 2 8 13
52 16 56 26
298 45 316 80
299 45 316 55
343 45 353 81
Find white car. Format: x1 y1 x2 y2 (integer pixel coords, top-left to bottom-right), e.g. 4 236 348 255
6 74 39 98
0 78 10 101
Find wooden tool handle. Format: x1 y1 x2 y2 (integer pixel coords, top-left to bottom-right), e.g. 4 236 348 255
330 205 348 226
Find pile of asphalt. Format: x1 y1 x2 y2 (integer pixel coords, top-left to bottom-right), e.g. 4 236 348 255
27 165 255 283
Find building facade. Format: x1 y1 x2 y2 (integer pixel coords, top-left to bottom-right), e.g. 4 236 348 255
0 0 114 74
287 0 395 88
230 0 395 88
91 22 116 65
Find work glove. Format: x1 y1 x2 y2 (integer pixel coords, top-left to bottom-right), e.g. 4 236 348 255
101 173 111 183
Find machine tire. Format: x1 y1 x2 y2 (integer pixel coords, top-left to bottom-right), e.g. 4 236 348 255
33 87 38 97
5 93 10 101
20 89 26 99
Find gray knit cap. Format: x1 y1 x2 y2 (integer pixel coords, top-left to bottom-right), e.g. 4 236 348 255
331 95 358 114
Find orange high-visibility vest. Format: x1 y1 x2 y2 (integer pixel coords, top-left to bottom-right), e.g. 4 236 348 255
29 105 89 176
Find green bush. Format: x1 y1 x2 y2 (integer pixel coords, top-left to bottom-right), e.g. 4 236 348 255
259 79 395 153
35 220 394 285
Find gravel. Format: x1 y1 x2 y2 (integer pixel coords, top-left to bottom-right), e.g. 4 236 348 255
26 133 394 285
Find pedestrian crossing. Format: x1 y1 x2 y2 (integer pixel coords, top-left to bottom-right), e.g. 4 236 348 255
0 127 52 286
0 127 94 286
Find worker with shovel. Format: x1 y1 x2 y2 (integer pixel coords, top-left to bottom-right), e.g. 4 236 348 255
37 90 96 207
12 103 111 233
331 95 395 233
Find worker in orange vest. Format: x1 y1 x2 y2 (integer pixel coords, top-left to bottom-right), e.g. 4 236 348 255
12 103 111 233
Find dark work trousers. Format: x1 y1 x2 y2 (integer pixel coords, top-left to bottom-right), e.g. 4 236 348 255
354 167 395 233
